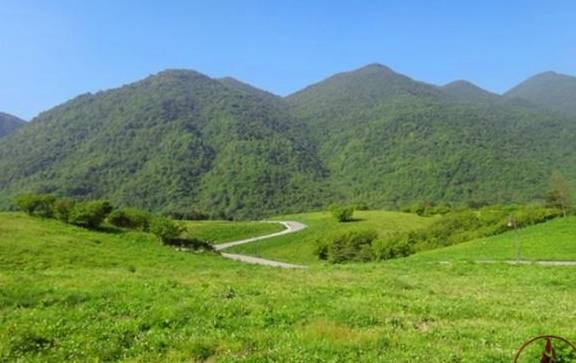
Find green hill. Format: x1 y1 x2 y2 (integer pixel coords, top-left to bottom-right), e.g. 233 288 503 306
0 112 25 138
287 64 576 207
505 71 576 116
0 70 326 219
1 65 576 217
412 216 576 262
230 209 433 264
441 80 500 103
2 212 576 361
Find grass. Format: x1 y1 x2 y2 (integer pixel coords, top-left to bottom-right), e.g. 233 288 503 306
2 212 576 362
181 220 285 244
412 216 576 262
228 210 434 264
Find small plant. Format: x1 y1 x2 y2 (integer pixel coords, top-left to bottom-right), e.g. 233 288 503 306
330 204 355 223
69 200 113 229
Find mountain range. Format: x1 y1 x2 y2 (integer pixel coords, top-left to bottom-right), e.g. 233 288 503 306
1 64 575 218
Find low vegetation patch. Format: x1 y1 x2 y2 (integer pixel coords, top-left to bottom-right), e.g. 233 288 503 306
316 204 564 263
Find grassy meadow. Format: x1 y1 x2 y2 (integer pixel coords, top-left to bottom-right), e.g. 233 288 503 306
228 210 434 264
2 212 576 361
181 220 285 244
413 216 576 262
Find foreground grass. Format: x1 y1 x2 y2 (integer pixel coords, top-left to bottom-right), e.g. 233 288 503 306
181 220 285 244
413 216 576 262
229 210 433 264
2 213 576 361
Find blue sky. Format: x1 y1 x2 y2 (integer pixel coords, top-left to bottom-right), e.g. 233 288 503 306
1 0 575 120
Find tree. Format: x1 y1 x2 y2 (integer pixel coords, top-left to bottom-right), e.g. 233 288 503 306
69 200 113 229
150 217 183 243
15 194 56 218
330 205 355 222
546 171 572 217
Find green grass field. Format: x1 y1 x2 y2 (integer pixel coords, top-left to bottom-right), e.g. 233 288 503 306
229 210 434 264
2 212 576 361
413 216 576 262
181 220 285 244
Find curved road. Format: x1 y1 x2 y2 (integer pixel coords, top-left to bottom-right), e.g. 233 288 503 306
214 221 307 269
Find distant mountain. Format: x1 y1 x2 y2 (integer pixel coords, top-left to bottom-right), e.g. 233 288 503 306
1 65 575 217
0 70 326 218
504 71 576 116
0 112 25 138
441 80 499 103
288 64 576 207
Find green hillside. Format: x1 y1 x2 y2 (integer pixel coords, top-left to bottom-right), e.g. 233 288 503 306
505 71 576 116
0 70 326 219
182 220 285 244
287 64 576 207
2 212 576 361
412 216 576 262
229 210 434 264
1 65 576 218
0 112 25 138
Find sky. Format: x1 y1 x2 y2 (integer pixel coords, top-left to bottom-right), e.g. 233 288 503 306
1 0 575 120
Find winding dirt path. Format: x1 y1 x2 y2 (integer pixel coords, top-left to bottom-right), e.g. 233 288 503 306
214 221 307 269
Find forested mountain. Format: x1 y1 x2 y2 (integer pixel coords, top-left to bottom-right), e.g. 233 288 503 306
287 64 576 207
0 112 25 138
1 65 575 217
441 80 500 103
504 71 576 116
0 70 326 218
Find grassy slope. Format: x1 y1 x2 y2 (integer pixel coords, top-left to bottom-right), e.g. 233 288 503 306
412 216 576 262
229 210 434 264
182 220 285 244
2 213 576 362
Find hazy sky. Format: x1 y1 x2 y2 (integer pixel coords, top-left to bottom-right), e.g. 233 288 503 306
1 0 575 119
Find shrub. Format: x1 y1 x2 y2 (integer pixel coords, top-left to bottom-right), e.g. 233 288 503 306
107 208 152 230
15 194 56 218
372 234 414 260
52 198 76 222
150 217 183 243
69 200 113 229
320 230 378 263
330 205 355 222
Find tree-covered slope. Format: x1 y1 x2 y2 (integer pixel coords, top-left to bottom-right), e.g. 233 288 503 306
504 71 576 116
287 64 576 207
0 70 326 218
0 112 25 138
441 80 500 103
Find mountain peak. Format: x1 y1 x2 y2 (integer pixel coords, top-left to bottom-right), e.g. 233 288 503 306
0 112 26 138
505 71 576 115
442 80 498 103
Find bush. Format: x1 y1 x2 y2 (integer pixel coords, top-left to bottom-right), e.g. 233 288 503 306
15 194 56 218
52 198 76 222
372 234 414 260
107 208 152 230
150 217 183 243
69 200 113 229
319 230 378 263
330 205 355 222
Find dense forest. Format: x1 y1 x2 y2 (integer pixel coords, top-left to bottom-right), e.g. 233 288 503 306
0 65 575 218
0 112 25 138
